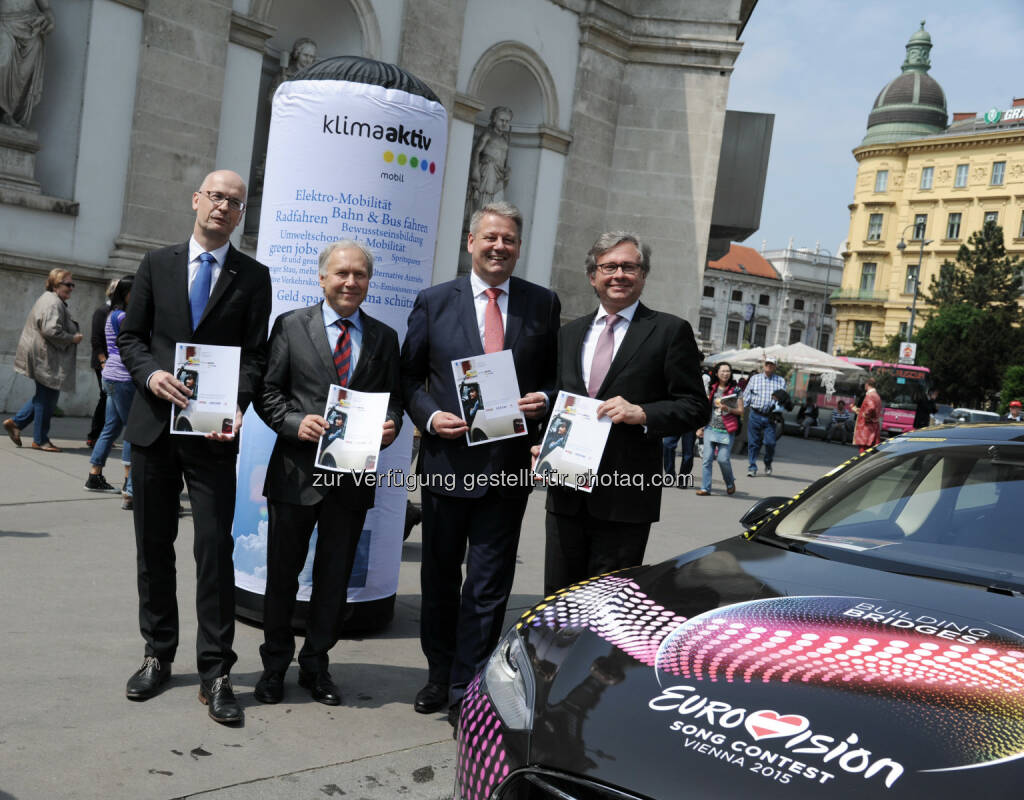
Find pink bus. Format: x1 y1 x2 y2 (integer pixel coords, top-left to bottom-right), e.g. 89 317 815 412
836 358 932 437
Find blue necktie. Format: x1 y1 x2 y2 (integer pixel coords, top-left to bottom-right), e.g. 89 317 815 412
190 252 215 331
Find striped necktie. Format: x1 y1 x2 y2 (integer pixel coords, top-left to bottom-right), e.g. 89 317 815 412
333 318 352 387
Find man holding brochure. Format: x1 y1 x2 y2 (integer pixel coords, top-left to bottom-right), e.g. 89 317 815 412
119 169 272 724
253 240 402 706
401 202 560 724
542 231 709 595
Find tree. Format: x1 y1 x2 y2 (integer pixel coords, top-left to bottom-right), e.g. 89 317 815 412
847 333 901 362
915 222 1024 407
999 365 1024 414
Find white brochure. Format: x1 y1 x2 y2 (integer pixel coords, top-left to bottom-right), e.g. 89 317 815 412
451 350 528 446
315 385 390 473
533 391 613 493
170 343 241 436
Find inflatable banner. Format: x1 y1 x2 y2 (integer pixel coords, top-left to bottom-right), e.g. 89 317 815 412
231 58 447 628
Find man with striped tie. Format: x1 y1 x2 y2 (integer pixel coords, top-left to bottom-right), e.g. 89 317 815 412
253 240 403 706
119 170 272 723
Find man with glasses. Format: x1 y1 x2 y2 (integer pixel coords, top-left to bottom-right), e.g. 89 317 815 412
119 169 272 724
541 231 708 595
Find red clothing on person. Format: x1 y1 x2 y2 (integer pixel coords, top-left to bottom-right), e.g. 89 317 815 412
853 389 882 448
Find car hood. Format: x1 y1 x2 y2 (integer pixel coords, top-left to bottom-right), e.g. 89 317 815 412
517 538 1024 799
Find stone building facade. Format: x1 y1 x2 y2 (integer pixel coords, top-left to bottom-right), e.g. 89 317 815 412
0 0 757 413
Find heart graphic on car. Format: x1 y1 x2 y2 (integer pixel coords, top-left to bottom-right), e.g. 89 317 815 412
745 710 809 740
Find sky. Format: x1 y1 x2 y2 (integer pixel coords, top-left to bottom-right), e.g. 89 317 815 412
725 0 1024 257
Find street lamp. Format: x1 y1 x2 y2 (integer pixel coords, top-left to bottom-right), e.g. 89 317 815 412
815 246 835 351
896 224 933 340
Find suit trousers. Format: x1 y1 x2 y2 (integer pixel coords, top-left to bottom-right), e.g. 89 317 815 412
420 487 529 702
132 433 238 681
544 509 651 596
261 496 368 674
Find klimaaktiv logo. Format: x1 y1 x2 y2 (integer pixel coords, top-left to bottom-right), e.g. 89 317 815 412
320 114 440 176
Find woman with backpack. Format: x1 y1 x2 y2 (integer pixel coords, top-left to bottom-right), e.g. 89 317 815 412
84 275 136 508
696 362 743 496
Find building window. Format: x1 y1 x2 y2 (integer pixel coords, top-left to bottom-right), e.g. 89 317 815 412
703 285 715 298
824 303 833 316
793 298 805 311
984 211 999 225
913 214 927 240
726 319 740 346
788 326 803 344
905 264 919 295
758 293 770 306
698 316 712 340
860 263 876 292
991 161 1006 186
867 213 883 240
920 166 933 189
946 212 961 239
898 322 908 340
730 289 743 302
753 324 767 347
874 170 888 192
819 331 830 353
955 163 969 187
853 321 872 343
1019 210 1024 238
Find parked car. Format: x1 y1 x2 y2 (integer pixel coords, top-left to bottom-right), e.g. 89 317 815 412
941 407 1001 424
454 425 1024 799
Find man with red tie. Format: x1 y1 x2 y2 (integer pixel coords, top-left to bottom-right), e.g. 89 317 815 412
253 240 402 706
542 231 709 595
401 202 560 724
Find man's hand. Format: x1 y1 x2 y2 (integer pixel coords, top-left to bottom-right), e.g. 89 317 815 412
432 411 469 439
597 396 646 425
381 419 397 447
72 332 84 344
297 414 328 443
518 392 548 420
148 370 192 408
207 406 243 441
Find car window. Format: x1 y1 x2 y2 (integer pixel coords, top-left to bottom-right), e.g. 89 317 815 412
771 443 1024 586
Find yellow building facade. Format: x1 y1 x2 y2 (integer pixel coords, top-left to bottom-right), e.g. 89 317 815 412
833 23 1024 353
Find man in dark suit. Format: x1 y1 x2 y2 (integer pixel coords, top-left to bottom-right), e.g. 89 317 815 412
401 201 559 722
253 240 402 706
542 231 709 595
119 169 272 724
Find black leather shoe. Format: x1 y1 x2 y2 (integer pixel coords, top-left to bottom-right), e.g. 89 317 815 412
253 670 284 704
126 656 171 700
414 681 449 714
198 676 243 724
298 669 342 706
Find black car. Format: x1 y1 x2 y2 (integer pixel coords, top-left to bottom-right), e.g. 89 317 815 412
454 425 1024 799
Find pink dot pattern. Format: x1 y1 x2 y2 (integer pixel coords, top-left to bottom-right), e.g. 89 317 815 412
519 575 688 667
454 675 510 800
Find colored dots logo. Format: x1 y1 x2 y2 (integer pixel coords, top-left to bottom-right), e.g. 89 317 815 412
381 150 439 177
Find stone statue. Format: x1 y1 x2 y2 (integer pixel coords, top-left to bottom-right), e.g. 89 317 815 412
0 0 54 127
468 106 513 207
268 37 318 101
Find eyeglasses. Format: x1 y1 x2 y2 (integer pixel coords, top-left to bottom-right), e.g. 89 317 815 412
59 281 75 288
594 262 643 276
199 190 246 212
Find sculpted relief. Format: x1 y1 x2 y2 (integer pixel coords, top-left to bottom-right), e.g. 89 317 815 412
468 106 513 208
0 0 54 128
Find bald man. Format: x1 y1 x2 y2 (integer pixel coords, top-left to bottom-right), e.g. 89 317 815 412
119 170 272 724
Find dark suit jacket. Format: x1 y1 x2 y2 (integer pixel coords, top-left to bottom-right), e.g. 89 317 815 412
119 241 272 448
546 302 709 523
401 275 560 499
255 302 403 508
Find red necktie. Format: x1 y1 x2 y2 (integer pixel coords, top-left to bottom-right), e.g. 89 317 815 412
483 288 504 353
333 319 352 387
588 313 619 398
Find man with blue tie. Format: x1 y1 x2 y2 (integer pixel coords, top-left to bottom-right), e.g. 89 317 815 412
119 169 272 724
401 202 560 724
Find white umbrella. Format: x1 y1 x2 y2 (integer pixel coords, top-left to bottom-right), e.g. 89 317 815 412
703 343 863 375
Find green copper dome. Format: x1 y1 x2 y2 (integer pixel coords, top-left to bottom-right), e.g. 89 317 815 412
860 21 947 147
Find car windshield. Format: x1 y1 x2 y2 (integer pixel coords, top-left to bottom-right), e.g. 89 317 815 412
770 441 1024 591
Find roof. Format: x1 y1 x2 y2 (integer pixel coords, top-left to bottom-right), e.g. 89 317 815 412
707 244 780 280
